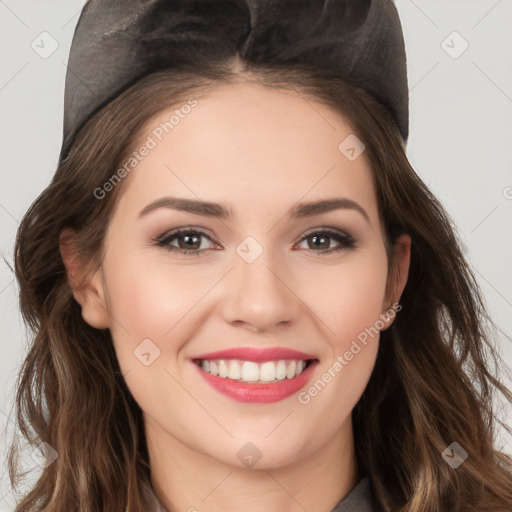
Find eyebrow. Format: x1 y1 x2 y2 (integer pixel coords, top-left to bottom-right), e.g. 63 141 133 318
138 196 370 223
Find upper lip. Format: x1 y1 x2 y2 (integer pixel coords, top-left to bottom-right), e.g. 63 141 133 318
192 347 317 362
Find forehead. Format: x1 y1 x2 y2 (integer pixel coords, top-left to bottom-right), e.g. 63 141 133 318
113 81 377 223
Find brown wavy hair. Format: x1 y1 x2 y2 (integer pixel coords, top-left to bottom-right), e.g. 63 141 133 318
7 47 512 512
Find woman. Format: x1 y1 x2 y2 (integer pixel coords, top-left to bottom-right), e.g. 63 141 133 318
8 0 512 511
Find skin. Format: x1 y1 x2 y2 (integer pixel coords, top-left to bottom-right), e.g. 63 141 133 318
60 81 411 512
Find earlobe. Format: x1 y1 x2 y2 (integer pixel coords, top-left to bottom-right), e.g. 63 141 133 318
59 228 110 329
382 233 411 328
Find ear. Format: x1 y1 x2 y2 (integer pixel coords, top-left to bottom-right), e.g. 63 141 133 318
381 233 411 328
59 228 110 329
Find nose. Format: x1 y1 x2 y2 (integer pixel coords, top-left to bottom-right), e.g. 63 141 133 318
220 249 302 333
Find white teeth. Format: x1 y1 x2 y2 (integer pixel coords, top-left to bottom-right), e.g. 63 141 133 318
241 361 260 382
218 360 229 378
228 360 241 380
197 358 312 383
286 360 296 379
276 360 287 380
260 361 276 382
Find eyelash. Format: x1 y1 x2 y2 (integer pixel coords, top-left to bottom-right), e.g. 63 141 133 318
153 227 356 257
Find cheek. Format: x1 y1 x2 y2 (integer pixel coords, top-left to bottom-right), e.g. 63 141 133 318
298 249 389 347
335 265 387 340
100 249 204 366
298 250 388 406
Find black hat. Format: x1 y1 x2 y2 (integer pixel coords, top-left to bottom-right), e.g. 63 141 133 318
59 0 409 165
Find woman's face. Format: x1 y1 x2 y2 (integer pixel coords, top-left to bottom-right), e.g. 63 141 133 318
66 81 410 470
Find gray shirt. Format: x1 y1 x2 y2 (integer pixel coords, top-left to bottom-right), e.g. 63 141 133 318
331 476 378 512
148 476 379 512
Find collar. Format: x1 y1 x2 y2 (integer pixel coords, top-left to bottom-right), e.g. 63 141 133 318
147 476 379 512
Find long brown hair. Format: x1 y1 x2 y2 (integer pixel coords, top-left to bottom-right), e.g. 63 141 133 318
7 58 512 511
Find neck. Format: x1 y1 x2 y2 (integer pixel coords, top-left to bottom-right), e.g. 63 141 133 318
146 414 359 512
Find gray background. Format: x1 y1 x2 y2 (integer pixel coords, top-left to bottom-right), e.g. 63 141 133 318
1 1 511 509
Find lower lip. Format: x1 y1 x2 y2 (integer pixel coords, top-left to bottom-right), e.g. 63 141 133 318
192 360 318 403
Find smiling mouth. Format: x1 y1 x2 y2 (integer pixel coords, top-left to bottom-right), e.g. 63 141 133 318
193 358 317 384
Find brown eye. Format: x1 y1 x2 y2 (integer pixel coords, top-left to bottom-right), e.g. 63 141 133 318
296 229 355 255
174 233 202 250
155 229 216 256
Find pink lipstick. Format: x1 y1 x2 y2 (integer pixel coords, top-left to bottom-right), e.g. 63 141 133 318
191 347 318 403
